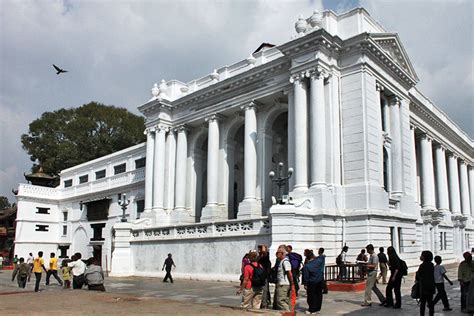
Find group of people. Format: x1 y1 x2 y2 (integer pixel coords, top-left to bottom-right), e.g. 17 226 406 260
11 251 105 292
237 244 326 314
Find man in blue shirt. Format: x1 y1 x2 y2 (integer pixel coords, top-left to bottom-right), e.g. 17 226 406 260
302 249 325 314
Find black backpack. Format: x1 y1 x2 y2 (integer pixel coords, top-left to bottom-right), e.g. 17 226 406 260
250 264 266 288
400 259 408 276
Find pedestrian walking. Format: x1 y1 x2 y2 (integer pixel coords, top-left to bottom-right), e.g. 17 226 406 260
361 244 385 307
68 253 86 289
274 246 294 311
45 252 63 286
11 257 30 288
26 252 34 282
432 255 453 311
416 250 435 316
13 254 18 268
33 251 48 292
302 248 325 314
84 257 106 291
336 245 349 280
258 244 272 309
382 246 403 308
377 247 388 284
237 251 264 309
287 245 303 296
458 252 474 313
61 260 71 289
162 253 176 283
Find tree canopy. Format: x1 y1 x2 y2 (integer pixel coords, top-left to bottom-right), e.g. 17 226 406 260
0 196 11 210
21 102 146 176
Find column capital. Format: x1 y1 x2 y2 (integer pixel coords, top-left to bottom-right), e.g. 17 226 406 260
389 95 401 106
289 72 305 83
433 143 445 151
155 124 169 133
308 66 329 80
240 100 257 111
376 82 385 92
144 127 155 135
447 152 459 160
204 113 224 123
174 124 189 134
419 133 433 142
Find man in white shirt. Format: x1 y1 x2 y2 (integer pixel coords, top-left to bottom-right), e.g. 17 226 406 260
26 252 34 281
68 252 86 289
274 245 294 311
361 244 385 306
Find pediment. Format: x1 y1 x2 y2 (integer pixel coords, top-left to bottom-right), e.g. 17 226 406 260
370 33 419 82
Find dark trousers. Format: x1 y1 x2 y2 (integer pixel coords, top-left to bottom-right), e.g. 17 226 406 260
17 276 27 288
292 269 300 295
433 283 450 308
46 270 62 285
385 276 402 307
461 282 470 309
260 279 272 309
73 274 85 289
338 265 347 280
163 269 173 283
34 272 42 292
306 281 323 313
88 284 106 291
419 293 434 316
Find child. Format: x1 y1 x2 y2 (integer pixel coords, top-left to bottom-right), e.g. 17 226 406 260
433 255 453 311
61 260 71 289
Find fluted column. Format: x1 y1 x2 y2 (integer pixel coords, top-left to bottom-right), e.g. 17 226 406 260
434 144 449 212
144 128 155 212
447 153 461 214
419 134 436 211
164 130 176 211
389 97 402 196
174 126 188 211
309 68 326 188
290 73 308 192
460 160 471 216
286 89 295 191
469 166 474 216
410 126 419 203
201 115 224 222
152 126 167 211
242 102 257 200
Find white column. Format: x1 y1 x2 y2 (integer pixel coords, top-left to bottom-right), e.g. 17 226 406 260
447 153 461 214
152 126 166 211
410 126 419 203
174 126 188 211
290 73 308 192
165 130 176 211
309 69 326 188
469 166 474 216
460 160 471 216
419 134 436 211
242 102 257 200
434 144 449 212
287 89 295 191
144 129 155 212
201 115 223 221
389 97 402 196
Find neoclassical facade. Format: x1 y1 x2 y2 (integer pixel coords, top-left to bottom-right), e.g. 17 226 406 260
15 8 473 280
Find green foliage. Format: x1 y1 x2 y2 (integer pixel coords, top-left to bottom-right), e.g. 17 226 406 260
0 196 11 210
21 102 146 175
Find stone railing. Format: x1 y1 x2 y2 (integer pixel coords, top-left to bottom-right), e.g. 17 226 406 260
130 217 271 242
17 184 59 199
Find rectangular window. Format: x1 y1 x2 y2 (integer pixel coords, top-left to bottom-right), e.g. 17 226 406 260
62 225 67 236
64 179 73 187
90 223 106 241
79 175 89 184
36 207 50 214
63 212 68 221
444 232 447 250
390 227 395 249
136 200 145 219
58 245 69 258
135 157 146 169
114 163 126 175
397 227 403 253
86 199 110 221
95 169 106 180
35 225 49 232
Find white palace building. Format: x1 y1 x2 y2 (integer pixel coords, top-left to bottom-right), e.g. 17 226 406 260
15 8 473 279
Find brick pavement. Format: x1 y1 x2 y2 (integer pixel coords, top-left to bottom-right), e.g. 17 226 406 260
0 264 465 315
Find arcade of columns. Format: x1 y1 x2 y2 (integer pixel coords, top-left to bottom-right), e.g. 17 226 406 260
141 66 330 224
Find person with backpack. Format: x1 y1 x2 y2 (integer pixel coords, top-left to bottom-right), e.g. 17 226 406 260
236 251 265 309
273 245 294 311
302 248 325 314
11 257 30 288
381 246 404 308
287 245 303 296
337 245 349 280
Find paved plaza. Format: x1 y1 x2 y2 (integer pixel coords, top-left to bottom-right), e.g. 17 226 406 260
0 264 467 315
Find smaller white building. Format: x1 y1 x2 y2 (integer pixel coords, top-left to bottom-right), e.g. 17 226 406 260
14 143 146 271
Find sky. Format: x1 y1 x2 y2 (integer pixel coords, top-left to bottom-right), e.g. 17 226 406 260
0 0 472 202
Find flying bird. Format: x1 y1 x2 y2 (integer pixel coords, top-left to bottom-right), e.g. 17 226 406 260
53 64 68 75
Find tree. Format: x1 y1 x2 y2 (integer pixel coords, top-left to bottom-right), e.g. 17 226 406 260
21 102 146 176
0 196 11 210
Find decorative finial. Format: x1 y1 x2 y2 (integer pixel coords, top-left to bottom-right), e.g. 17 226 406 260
295 15 308 35
308 9 322 30
159 80 168 98
210 69 219 82
151 83 160 99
